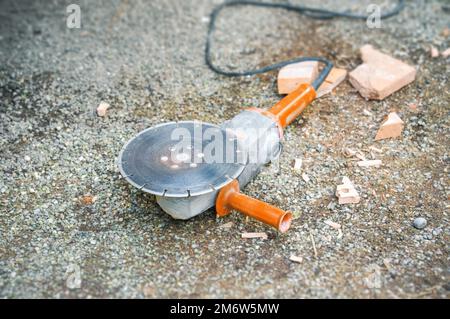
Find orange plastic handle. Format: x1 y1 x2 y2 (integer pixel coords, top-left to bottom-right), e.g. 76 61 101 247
264 83 316 129
216 180 292 232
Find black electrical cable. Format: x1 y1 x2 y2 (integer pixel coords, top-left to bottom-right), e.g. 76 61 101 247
206 0 405 90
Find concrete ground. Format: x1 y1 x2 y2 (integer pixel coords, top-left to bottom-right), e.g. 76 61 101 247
0 0 449 298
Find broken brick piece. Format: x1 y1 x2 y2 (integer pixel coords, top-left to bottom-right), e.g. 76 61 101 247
430 46 440 58
97 101 110 117
277 61 319 94
442 48 450 58
316 67 348 98
338 189 361 204
341 176 353 186
336 177 360 205
81 195 96 205
335 177 354 196
289 255 303 263
336 186 351 197
375 112 404 141
349 45 416 100
409 103 419 112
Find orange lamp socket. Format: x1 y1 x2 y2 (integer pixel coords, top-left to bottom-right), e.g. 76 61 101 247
216 180 292 233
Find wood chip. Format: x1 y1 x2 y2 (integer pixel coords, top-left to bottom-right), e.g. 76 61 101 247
241 232 268 239
375 112 404 140
357 159 382 168
324 220 341 230
301 173 310 182
96 101 110 117
289 255 303 263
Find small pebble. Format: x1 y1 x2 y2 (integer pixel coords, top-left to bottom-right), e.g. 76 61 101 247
413 217 427 229
432 228 442 236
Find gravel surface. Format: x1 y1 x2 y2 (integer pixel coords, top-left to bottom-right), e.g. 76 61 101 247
0 0 449 298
